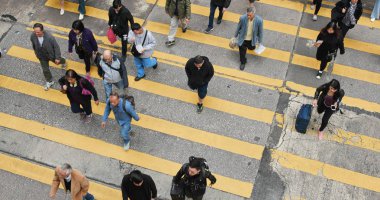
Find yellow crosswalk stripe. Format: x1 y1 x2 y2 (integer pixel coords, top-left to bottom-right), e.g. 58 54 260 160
45 0 380 86
271 150 380 192
0 112 253 197
7 45 275 125
0 153 121 200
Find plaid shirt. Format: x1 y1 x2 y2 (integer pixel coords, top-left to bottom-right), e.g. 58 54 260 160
342 2 357 26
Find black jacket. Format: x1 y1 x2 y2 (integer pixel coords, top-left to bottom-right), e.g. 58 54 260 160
108 5 134 36
314 83 345 110
331 0 363 28
185 56 214 88
173 164 217 197
316 32 344 61
58 76 99 102
211 0 231 8
121 172 157 200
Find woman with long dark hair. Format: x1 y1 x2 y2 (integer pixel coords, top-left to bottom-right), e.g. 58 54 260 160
314 22 345 79
59 69 99 123
68 20 98 75
312 79 345 140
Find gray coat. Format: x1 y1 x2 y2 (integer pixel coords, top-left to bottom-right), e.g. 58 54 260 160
234 14 263 47
30 31 62 61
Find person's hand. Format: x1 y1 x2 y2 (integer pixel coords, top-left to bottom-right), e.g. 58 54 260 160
129 37 135 43
223 8 227 13
141 48 145 53
314 42 321 47
101 122 106 128
54 59 60 65
95 100 99 105
342 8 346 13
312 99 318 107
185 18 190 23
62 85 68 90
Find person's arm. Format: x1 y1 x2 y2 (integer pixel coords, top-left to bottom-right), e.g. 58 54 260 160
58 76 67 87
185 0 191 19
68 31 75 53
51 36 62 59
204 61 214 84
30 35 36 51
102 99 112 122
108 8 113 26
88 30 98 52
354 4 363 23
185 60 192 79
127 30 134 43
257 18 263 44
121 175 130 200
173 164 186 183
126 102 140 121
126 9 134 27
316 33 323 42
234 17 242 38
224 0 231 8
49 169 61 198
206 170 217 185
143 31 156 50
314 84 326 99
148 176 158 198
80 177 90 196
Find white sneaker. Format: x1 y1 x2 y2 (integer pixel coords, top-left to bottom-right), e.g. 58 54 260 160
60 9 64 15
44 81 54 91
123 142 130 150
310 5 315 10
371 17 376 22
313 15 318 21
79 13 84 20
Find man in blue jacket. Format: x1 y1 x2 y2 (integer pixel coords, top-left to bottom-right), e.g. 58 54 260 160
101 92 140 150
234 7 263 71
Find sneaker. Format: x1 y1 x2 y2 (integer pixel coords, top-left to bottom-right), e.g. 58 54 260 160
60 9 65 15
316 71 322 79
217 18 222 24
310 5 315 10
165 40 175 47
312 15 318 21
197 103 203 114
79 112 86 120
152 62 158 69
84 114 92 123
79 13 84 20
318 131 324 140
182 27 187 33
61 62 67 69
44 81 54 91
134 74 146 81
239 63 245 71
124 142 130 150
371 17 376 22
204 27 214 34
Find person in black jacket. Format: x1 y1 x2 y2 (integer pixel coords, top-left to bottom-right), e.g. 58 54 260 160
312 79 345 140
204 0 231 34
173 157 216 200
108 0 134 60
331 0 362 41
59 69 99 123
314 22 345 79
185 56 214 113
121 170 157 200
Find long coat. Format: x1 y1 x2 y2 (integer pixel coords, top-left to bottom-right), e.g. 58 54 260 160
234 14 263 47
165 0 191 19
49 167 90 200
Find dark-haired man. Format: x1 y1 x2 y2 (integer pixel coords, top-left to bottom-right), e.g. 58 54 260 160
185 55 214 113
30 23 67 91
108 0 134 59
121 170 157 200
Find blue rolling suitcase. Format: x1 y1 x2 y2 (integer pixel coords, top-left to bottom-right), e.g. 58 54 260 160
295 104 313 134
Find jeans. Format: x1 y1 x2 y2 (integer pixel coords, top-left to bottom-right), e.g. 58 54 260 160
78 0 86 14
168 16 187 41
134 56 157 78
120 123 131 144
103 79 124 100
83 192 94 200
208 2 224 28
39 57 66 82
238 40 255 64
312 0 322 15
317 101 334 131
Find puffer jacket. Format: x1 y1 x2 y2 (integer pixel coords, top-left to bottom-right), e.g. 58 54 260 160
165 0 191 19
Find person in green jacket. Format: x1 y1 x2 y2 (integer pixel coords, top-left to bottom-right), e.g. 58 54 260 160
165 0 191 46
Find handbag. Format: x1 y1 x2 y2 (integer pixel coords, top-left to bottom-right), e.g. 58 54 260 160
229 37 237 49
131 31 148 57
107 28 117 44
170 179 185 200
79 75 95 96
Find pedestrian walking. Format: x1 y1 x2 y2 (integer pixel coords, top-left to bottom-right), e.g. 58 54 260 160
314 22 345 79
234 7 263 71
312 79 345 140
371 0 380 22
331 0 363 41
68 20 98 76
310 0 323 21
248 0 255 6
49 163 95 200
59 0 86 20
31 23 67 91
108 0 134 60
128 23 158 81
96 50 129 100
101 92 140 150
165 0 191 46
121 170 157 200
59 69 99 123
185 56 214 114
172 156 216 200
204 0 231 34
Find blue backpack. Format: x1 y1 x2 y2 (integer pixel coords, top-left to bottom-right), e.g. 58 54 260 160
295 104 313 134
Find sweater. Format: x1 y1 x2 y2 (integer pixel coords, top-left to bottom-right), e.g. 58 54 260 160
108 6 134 36
121 173 157 200
185 56 214 88
31 31 62 61
128 29 156 58
68 28 98 54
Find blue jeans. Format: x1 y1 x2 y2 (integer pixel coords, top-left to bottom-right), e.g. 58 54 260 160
103 79 124 100
78 0 86 14
134 56 157 78
83 192 94 200
208 2 224 28
120 123 132 144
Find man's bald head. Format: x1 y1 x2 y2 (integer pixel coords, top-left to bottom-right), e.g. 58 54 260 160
103 50 112 59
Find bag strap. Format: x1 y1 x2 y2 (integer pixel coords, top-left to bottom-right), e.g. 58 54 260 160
122 98 133 118
135 30 148 46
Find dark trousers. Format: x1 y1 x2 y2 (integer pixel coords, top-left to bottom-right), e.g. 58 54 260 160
119 35 128 58
319 58 328 71
185 195 204 200
340 23 350 41
83 52 92 73
78 0 86 14
313 0 322 15
208 2 224 28
317 102 334 131
70 99 92 115
189 83 209 99
39 57 66 82
239 40 255 64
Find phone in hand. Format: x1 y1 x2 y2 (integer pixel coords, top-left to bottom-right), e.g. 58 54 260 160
331 105 336 111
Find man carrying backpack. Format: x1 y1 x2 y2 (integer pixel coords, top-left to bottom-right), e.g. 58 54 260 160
101 92 140 150
96 50 129 100
172 156 216 200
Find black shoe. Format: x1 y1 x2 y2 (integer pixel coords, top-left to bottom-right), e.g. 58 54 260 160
217 18 222 24
165 40 175 46
134 74 146 81
239 63 245 71
153 63 158 69
204 27 214 34
182 27 187 33
197 103 203 114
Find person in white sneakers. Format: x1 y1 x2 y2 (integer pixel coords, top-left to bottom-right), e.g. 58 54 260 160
311 0 323 21
371 0 380 22
59 0 87 20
